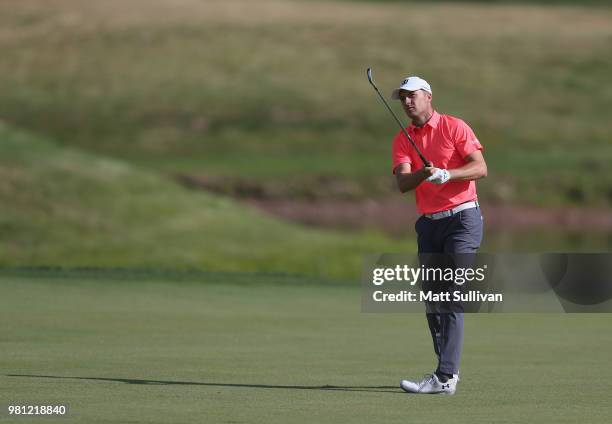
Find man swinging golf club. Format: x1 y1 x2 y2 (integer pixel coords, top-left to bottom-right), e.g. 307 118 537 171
388 75 487 395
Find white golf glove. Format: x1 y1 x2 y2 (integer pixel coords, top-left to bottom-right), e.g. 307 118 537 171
426 168 450 184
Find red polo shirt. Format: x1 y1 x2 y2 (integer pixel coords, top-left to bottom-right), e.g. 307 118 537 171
391 111 483 214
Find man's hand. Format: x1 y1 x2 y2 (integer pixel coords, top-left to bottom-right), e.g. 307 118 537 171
426 168 450 184
395 163 438 193
420 165 437 180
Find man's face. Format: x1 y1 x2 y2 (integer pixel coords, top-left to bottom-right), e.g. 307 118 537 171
398 89 432 119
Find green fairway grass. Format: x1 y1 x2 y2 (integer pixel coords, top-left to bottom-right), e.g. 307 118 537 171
1 270 611 423
1 0 611 206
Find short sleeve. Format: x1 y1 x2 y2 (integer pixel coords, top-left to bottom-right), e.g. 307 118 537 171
391 131 414 174
454 120 483 158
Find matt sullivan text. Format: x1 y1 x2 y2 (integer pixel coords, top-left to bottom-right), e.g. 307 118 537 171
373 290 503 303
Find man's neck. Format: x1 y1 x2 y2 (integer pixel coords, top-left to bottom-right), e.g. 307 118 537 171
412 110 433 128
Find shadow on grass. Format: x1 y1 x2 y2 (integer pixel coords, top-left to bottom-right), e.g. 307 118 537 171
7 374 401 394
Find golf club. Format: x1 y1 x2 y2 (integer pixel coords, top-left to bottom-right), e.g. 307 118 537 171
366 67 431 167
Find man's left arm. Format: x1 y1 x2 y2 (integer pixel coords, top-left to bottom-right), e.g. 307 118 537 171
448 150 487 181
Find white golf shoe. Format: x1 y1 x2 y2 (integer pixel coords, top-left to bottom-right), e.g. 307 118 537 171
400 373 458 395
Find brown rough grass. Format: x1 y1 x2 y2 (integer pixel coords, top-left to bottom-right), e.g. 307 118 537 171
1 0 611 37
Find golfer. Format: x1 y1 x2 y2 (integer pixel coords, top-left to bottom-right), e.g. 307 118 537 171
390 76 487 395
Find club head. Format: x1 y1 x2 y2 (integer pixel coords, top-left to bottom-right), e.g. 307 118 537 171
366 67 374 85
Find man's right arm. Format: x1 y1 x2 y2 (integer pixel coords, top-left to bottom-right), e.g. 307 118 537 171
394 163 436 193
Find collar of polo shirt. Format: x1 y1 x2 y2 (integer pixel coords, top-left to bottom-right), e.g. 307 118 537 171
412 110 440 130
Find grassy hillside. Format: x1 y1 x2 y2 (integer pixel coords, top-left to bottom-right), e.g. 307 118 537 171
0 122 411 278
0 0 611 206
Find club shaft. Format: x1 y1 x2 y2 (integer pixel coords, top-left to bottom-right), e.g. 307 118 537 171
367 70 430 167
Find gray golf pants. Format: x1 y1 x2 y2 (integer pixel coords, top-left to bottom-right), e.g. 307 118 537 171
415 206 483 375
